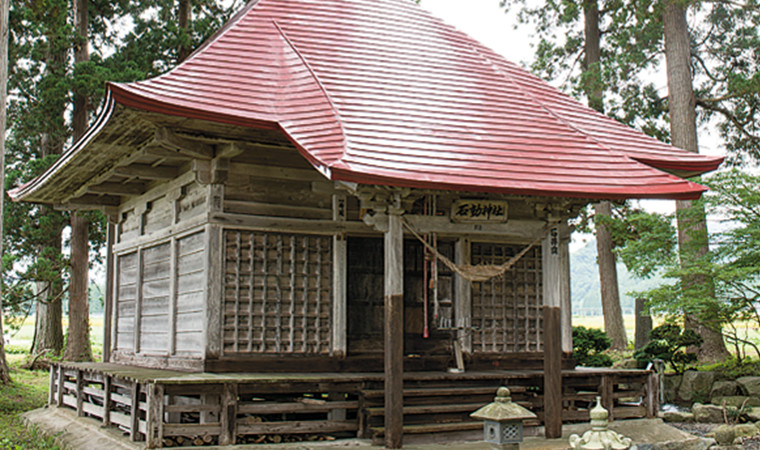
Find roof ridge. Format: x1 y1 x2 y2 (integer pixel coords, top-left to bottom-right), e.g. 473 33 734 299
272 20 349 175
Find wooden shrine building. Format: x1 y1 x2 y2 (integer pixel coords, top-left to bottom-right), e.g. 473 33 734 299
11 0 722 447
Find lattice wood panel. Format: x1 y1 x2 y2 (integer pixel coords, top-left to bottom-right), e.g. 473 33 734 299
471 243 543 353
223 231 332 354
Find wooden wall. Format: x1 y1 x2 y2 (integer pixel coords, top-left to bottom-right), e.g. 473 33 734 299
112 171 209 370
106 137 575 372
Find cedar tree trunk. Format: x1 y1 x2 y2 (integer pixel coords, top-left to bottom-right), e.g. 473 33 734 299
64 0 93 362
0 0 11 384
583 0 627 350
663 0 729 362
178 0 192 61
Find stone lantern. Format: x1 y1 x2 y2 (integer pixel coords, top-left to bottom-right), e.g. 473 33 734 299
471 386 537 449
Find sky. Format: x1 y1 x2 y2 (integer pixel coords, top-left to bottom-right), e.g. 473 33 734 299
418 0 534 64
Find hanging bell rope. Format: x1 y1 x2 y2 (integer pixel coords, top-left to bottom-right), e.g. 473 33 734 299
400 217 550 282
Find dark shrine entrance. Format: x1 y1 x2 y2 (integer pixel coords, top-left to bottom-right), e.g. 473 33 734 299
346 237 455 359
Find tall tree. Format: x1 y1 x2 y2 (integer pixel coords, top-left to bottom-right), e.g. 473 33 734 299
64 0 92 362
0 0 11 385
33 0 70 356
582 0 627 350
662 0 729 362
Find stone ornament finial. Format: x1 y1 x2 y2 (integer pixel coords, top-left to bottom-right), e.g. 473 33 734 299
569 396 632 450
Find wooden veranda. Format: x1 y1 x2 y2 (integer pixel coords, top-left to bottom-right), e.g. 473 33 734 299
49 362 659 447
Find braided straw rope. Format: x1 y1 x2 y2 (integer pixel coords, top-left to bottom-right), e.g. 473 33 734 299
400 217 549 282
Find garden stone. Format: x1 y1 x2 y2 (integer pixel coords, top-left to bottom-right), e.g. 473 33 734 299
693 403 725 423
663 374 682 403
679 371 714 403
614 358 639 369
712 425 735 446
652 437 715 450
710 381 739 400
731 423 758 438
662 411 694 423
737 376 760 397
746 409 760 422
711 395 760 408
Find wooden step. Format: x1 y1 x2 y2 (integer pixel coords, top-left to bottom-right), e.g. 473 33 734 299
364 402 485 417
370 421 482 437
359 385 525 399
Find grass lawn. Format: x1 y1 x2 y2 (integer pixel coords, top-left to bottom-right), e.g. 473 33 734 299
0 365 60 449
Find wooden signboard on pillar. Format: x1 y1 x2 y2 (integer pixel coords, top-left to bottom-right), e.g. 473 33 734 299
542 223 562 439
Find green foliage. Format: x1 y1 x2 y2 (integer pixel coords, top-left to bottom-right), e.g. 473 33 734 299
699 357 760 380
634 323 702 374
572 326 613 367
635 170 760 360
0 367 60 449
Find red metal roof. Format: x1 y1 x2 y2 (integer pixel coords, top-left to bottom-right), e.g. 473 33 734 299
38 0 726 201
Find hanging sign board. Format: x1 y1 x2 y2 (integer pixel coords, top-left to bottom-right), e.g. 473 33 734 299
451 199 508 223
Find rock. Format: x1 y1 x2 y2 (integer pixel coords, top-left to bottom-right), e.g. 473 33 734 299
662 411 694 423
745 408 760 422
663 374 682 404
712 395 760 408
713 425 736 445
652 437 716 450
614 358 640 369
732 423 759 438
679 371 715 403
711 381 739 400
693 403 725 423
737 376 760 397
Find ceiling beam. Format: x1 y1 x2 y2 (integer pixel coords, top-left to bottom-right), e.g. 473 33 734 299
56 194 121 210
114 164 180 180
152 127 214 159
88 182 147 197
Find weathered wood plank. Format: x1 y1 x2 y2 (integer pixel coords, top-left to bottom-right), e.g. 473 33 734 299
237 400 358 415
236 420 357 435
130 382 141 442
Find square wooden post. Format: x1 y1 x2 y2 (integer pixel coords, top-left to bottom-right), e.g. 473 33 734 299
76 370 85 417
103 221 115 363
219 383 238 445
385 206 404 449
542 224 563 439
102 375 112 426
48 365 56 406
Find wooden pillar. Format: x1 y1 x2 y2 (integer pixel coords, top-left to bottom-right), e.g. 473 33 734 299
333 193 347 357
560 225 573 353
205 184 224 362
76 370 85 417
56 367 65 406
601 375 614 421
542 223 562 439
454 238 472 354
48 366 56 405
130 382 142 442
103 222 115 362
103 375 112 426
220 383 238 445
146 383 165 448
384 206 404 449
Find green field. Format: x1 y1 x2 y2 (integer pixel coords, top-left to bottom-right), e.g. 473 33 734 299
4 315 105 360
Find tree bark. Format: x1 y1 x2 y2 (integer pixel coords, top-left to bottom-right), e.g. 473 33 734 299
583 0 627 350
0 0 11 384
64 0 93 362
634 297 652 351
178 0 192 61
663 0 729 362
34 28 67 355
594 202 627 350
